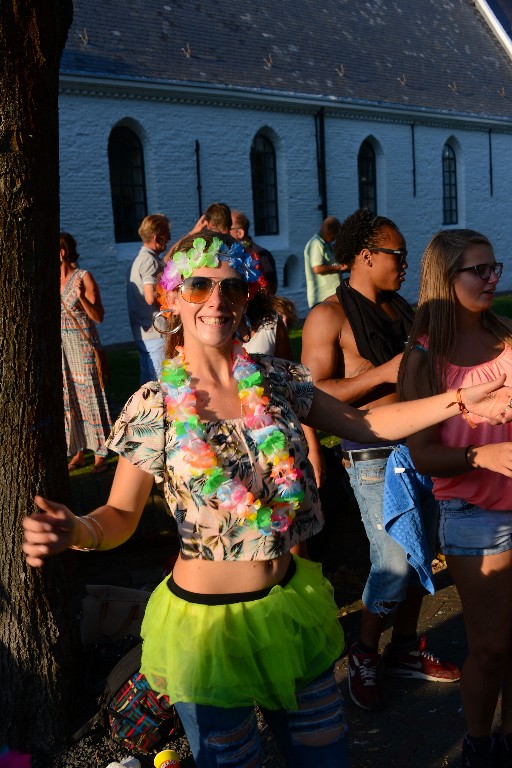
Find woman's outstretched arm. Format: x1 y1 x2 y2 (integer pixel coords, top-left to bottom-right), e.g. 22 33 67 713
304 374 512 444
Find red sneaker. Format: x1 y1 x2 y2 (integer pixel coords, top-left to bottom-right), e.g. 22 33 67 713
380 635 460 682
347 643 382 710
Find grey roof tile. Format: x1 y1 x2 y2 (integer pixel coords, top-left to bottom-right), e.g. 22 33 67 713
61 0 512 119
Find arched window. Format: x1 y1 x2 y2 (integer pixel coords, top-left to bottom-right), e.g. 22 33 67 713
251 134 279 236
108 126 148 242
283 254 299 289
358 141 377 215
442 143 458 225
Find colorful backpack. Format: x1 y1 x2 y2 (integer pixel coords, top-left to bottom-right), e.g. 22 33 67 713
74 642 180 753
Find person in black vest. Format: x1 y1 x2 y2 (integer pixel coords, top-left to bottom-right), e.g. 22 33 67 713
302 209 460 711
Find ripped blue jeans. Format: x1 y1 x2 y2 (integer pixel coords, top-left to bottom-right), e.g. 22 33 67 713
345 450 437 616
174 665 348 767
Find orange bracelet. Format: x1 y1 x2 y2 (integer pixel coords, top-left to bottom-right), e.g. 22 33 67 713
447 387 476 429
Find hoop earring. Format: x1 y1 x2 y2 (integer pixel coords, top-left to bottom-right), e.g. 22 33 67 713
152 309 183 335
235 313 252 343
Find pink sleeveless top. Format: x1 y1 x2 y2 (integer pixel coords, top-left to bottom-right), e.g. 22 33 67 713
418 337 512 510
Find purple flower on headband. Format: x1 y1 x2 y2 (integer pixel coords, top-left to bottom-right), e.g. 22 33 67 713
160 260 181 291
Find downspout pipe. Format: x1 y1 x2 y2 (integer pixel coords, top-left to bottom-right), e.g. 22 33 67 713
315 109 328 219
195 139 203 216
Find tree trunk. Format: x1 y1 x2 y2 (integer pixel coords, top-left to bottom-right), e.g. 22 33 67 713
0 0 74 756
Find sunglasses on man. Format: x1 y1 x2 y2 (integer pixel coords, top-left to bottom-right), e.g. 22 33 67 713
368 247 408 265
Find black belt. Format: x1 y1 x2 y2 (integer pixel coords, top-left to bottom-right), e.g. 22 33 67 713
342 447 393 463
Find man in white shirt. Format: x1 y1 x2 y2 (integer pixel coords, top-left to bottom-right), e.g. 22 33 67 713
127 213 170 384
304 216 343 307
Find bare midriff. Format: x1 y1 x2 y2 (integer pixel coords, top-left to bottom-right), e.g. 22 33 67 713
172 551 292 594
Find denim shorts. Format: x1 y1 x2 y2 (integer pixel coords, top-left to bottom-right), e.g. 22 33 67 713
345 448 437 615
439 498 512 557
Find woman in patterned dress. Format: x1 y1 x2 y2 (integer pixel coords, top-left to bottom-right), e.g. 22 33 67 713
24 233 512 768
60 232 112 472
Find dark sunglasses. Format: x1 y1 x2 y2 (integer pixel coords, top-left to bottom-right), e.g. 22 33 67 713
457 262 503 281
368 247 408 264
179 276 248 306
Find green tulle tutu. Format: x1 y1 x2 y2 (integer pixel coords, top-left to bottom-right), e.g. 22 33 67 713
140 555 344 710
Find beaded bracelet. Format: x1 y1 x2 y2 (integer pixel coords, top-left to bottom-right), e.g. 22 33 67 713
447 387 476 429
70 516 99 551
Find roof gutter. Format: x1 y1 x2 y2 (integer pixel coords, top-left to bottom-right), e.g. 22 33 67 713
473 0 512 62
59 72 512 131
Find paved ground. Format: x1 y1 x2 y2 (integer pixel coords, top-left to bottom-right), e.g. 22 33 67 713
336 569 484 768
55 455 495 768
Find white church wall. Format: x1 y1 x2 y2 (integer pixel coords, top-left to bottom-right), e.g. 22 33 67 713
326 117 512 306
59 90 512 345
59 94 325 343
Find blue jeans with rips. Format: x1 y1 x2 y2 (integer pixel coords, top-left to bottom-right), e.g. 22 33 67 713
345 449 437 616
174 666 349 768
136 337 165 385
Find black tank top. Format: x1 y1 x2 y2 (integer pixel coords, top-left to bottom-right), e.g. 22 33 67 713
336 279 414 451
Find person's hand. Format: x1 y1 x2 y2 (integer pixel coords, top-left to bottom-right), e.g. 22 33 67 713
462 375 512 424
22 496 78 567
307 443 326 488
189 215 207 235
469 442 512 477
75 278 86 301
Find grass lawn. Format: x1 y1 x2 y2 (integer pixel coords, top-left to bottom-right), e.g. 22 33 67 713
104 345 140 407
490 293 512 319
68 345 140 475
289 327 303 361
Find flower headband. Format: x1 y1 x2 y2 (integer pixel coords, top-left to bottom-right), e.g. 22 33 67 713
160 237 262 293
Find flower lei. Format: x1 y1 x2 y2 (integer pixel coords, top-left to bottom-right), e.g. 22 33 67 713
161 343 305 535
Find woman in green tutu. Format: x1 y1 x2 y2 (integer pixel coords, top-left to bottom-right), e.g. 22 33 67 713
23 232 512 768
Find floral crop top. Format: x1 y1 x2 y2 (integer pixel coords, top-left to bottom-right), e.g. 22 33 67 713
106 356 323 561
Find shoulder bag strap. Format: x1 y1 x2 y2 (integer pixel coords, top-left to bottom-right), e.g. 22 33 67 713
60 295 94 349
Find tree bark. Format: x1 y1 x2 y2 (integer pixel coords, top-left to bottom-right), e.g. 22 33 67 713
0 0 74 755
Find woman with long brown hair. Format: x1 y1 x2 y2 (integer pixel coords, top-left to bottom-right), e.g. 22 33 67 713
399 229 512 767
